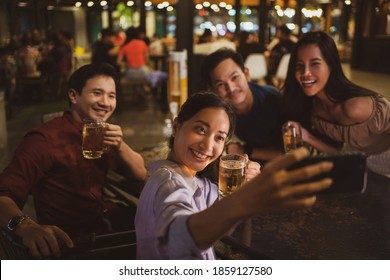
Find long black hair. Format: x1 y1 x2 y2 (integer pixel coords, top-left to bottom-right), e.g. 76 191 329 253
281 31 377 128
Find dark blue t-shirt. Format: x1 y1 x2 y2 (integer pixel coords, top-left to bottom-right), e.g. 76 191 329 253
235 83 283 151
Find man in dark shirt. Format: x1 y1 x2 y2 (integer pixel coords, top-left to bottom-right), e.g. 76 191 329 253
201 48 283 164
91 28 119 69
0 63 147 258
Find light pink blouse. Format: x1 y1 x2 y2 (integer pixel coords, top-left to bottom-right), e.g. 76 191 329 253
311 95 390 155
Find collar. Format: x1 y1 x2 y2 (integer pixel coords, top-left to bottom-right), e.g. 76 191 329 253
63 110 84 132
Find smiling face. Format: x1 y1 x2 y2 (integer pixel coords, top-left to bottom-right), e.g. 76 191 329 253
171 107 230 176
209 58 252 113
295 44 331 98
69 75 116 122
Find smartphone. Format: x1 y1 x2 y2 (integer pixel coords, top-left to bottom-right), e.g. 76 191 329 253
288 154 367 194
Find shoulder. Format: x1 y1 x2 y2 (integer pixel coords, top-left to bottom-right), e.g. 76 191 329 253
35 114 67 132
250 84 281 107
342 96 374 123
32 114 78 146
142 165 178 197
151 164 177 182
249 83 280 96
28 118 58 139
149 161 189 187
15 122 59 159
145 164 199 205
135 39 147 46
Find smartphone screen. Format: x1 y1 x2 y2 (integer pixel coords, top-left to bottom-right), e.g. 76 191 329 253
288 154 367 194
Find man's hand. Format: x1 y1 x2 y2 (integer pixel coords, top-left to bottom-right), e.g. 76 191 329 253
15 218 73 259
103 123 123 151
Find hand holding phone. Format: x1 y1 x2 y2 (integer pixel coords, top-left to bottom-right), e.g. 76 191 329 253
288 154 367 194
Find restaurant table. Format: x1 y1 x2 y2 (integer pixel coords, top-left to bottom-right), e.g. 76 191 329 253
229 171 390 259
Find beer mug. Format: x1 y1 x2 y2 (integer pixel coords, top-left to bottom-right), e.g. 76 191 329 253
282 121 303 153
219 154 247 197
82 118 106 159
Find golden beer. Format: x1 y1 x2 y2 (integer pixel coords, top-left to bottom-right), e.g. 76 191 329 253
219 155 246 197
82 119 105 159
282 121 303 153
283 133 303 153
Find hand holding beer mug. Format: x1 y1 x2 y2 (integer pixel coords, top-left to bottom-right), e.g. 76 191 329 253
282 121 303 153
219 154 247 197
82 118 107 159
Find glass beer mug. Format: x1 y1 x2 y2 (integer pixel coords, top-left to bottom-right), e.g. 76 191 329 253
282 121 303 153
219 154 247 197
82 118 106 159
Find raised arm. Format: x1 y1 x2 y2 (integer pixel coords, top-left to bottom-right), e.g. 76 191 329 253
104 123 147 181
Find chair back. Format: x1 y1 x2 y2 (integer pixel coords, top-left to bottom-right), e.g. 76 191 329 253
244 54 268 82
275 53 291 81
41 111 64 123
273 54 291 89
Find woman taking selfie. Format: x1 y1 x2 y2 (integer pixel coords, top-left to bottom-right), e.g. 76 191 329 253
135 92 333 259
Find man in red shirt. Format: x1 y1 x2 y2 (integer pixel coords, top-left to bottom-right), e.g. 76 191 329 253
117 27 150 80
0 63 147 258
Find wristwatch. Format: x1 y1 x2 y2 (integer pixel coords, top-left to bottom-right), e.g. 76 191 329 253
7 215 29 231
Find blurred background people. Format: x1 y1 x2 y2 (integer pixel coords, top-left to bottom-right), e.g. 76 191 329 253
91 28 120 72
14 31 41 78
266 25 296 85
117 27 150 80
198 28 214 44
149 34 164 56
237 31 265 62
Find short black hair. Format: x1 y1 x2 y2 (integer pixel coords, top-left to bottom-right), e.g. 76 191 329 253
125 27 138 43
68 63 119 95
201 48 244 87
